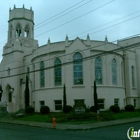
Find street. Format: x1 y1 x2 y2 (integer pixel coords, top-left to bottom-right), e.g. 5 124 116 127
0 122 140 140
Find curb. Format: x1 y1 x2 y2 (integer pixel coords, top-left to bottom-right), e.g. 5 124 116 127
0 117 140 130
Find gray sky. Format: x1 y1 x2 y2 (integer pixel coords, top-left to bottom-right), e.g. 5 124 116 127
0 0 140 61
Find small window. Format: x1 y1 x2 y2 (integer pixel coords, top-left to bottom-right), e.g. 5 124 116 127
54 100 62 110
40 101 44 107
114 99 119 106
74 99 85 105
134 99 136 108
98 99 104 109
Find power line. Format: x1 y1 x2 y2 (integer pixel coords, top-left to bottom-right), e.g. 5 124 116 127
69 10 140 39
81 14 140 38
0 0 114 51
0 38 140 79
0 9 140 68
35 0 115 37
35 0 93 30
0 0 86 45
35 0 85 27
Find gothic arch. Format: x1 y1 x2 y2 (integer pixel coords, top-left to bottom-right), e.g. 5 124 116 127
15 23 22 37
24 24 30 37
5 84 12 102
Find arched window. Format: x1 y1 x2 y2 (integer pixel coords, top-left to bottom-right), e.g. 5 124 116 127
131 66 135 87
54 58 62 86
9 92 12 102
73 52 83 85
112 58 117 85
27 67 30 79
40 61 45 87
16 23 22 37
24 25 29 37
95 57 102 84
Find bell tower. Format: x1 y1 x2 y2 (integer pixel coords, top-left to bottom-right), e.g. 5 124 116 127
0 5 38 113
3 5 38 55
8 4 34 40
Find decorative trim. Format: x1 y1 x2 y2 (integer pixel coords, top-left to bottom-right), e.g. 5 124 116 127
3 50 24 56
8 17 34 25
33 86 63 91
72 85 85 88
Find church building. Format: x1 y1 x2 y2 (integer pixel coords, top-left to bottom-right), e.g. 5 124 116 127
0 5 140 113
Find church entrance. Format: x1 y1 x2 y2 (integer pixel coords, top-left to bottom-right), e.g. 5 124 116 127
6 84 15 113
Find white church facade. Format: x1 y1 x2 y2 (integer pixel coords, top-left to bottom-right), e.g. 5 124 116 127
0 6 140 113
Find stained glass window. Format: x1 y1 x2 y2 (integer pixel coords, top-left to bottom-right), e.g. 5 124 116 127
73 52 83 85
95 57 102 84
112 58 117 85
54 58 62 86
40 61 45 87
132 66 135 87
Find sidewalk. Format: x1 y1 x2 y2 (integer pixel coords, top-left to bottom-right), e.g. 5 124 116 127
0 117 140 130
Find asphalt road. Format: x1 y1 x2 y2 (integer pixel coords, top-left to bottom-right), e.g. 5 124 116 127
0 122 140 140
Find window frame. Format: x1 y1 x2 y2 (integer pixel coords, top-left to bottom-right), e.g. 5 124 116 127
40 61 45 88
97 99 104 109
54 100 62 110
54 58 62 86
95 57 102 84
111 58 117 85
73 52 83 85
131 66 135 87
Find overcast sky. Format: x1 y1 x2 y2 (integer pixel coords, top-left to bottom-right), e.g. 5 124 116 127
0 0 140 61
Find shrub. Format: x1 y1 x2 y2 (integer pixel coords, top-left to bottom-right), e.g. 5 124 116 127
40 106 50 114
63 105 73 113
90 106 96 112
86 106 90 112
125 104 135 112
25 106 34 114
110 105 120 113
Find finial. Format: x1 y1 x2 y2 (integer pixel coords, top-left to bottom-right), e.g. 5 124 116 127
87 34 90 47
48 38 50 44
105 35 108 43
87 34 90 40
14 5 16 9
9 7 11 11
23 4 24 8
65 34 69 41
30 7 32 11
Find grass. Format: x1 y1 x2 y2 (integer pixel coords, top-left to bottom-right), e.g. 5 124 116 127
16 110 140 124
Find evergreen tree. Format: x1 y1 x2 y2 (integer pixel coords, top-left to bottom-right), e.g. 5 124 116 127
25 75 30 108
94 80 98 113
63 84 67 112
